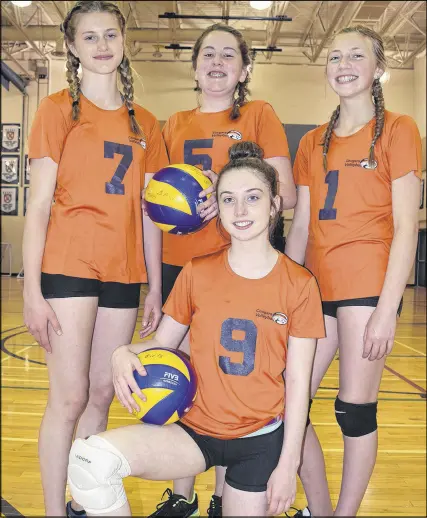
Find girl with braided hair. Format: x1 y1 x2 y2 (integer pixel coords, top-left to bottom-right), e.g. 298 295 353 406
67 141 324 517
286 25 422 517
23 2 167 516
148 24 296 517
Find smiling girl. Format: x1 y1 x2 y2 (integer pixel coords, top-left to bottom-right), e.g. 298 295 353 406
23 2 167 515
286 26 422 517
67 141 324 518
155 26 295 515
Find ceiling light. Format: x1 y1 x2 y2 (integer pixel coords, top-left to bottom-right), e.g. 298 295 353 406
11 1 32 7
250 1 273 10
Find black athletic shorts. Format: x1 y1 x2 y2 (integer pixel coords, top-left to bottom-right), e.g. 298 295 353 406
177 421 284 492
41 273 141 309
322 296 403 319
162 263 183 305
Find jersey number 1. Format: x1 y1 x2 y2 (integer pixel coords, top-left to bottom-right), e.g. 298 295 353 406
105 141 133 195
319 169 339 220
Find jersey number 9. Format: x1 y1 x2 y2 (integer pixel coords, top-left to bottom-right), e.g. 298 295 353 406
219 318 257 377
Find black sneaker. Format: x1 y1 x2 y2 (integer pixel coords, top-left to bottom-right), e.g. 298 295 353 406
66 501 87 517
286 507 311 518
207 495 222 517
148 488 200 517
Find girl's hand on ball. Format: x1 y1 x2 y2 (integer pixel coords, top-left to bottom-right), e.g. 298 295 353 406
199 170 218 221
112 346 147 413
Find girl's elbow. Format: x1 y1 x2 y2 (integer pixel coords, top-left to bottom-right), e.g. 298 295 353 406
282 190 297 210
394 220 419 237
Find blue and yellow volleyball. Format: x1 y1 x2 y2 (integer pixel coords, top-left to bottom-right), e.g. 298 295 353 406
145 164 212 235
131 348 197 425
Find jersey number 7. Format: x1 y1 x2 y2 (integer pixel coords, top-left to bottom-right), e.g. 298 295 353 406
105 141 133 195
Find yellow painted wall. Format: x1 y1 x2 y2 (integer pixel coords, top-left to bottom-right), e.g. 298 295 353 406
1 58 425 273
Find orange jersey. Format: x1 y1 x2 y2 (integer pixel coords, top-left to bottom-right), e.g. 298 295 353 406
162 101 290 266
28 89 168 283
163 249 325 439
294 111 422 301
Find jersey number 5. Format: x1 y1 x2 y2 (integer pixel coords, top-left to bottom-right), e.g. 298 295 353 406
184 139 213 170
105 141 133 195
319 169 339 220
219 318 257 376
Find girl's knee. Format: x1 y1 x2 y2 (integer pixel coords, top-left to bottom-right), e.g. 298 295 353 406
87 384 115 411
68 435 131 514
48 386 89 421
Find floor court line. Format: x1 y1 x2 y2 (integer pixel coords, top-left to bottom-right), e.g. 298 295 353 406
395 336 426 339
322 376 426 381
384 365 426 394
2 436 425 454
1 378 48 383
394 340 426 356
2 411 425 428
13 346 32 356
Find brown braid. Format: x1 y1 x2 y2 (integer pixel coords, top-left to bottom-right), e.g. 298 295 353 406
65 50 81 121
322 105 340 173
192 24 251 120
230 78 250 120
118 55 141 135
370 78 385 167
61 1 141 134
323 25 387 173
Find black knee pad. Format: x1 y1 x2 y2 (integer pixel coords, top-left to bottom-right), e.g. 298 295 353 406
335 397 378 437
306 398 313 427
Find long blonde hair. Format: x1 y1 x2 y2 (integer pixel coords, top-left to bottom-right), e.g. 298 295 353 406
323 25 387 172
61 1 141 135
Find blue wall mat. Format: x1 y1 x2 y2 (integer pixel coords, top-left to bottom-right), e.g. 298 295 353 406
284 124 318 165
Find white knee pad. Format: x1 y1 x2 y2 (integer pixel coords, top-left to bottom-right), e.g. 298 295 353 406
68 435 131 515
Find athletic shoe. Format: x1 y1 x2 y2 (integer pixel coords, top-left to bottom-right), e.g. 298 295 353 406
66 501 87 517
148 488 200 517
286 507 312 517
207 494 222 517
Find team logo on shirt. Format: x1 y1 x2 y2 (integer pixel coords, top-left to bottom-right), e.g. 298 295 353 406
359 158 377 169
256 309 288 325
212 130 242 140
129 136 146 149
344 158 377 169
272 312 288 325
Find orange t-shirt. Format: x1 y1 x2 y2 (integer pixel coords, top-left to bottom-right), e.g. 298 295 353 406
293 111 422 301
162 101 290 266
163 249 325 439
28 89 169 283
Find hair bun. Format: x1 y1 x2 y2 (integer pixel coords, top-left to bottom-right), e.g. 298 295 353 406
229 141 264 161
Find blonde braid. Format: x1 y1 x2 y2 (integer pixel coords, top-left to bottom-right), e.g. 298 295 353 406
322 105 340 173
369 78 385 167
65 50 81 120
230 79 250 121
118 55 141 135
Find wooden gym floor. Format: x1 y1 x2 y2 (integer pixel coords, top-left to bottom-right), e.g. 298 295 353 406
1 277 426 517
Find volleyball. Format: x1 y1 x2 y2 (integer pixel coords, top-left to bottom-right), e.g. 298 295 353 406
145 164 212 235
131 348 197 425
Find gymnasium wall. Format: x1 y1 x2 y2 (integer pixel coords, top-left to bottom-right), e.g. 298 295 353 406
49 59 417 124
1 78 48 274
414 56 426 231
1 59 425 274
414 55 426 139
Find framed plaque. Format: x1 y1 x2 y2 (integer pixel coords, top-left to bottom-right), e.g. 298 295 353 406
1 123 21 152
